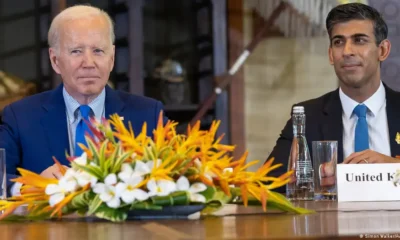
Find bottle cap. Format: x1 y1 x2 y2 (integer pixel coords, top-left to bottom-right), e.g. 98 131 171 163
293 106 304 113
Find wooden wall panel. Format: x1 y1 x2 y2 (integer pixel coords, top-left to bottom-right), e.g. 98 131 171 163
227 0 245 158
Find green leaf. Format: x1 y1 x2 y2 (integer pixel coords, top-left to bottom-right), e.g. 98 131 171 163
200 186 217 202
105 144 120 173
62 206 75 215
200 188 232 215
201 200 224 215
171 191 190 205
230 190 314 214
174 157 191 170
29 201 51 215
72 162 103 179
144 145 156 161
1 212 53 222
130 201 163 210
103 159 112 175
267 191 314 214
94 204 127 222
76 208 88 216
99 124 116 144
150 191 190 206
98 140 109 170
184 146 197 157
212 189 232 204
62 191 92 215
69 191 91 209
88 194 103 215
87 137 100 165
230 187 241 197
184 167 199 176
150 141 158 159
167 136 179 147
110 150 131 173
158 146 172 159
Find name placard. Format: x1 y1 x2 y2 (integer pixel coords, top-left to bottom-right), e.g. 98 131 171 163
337 164 400 202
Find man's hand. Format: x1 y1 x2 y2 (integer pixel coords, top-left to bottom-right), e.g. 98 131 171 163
343 150 400 164
40 164 68 179
319 161 336 187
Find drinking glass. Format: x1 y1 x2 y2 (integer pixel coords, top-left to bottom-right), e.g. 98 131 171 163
312 141 337 200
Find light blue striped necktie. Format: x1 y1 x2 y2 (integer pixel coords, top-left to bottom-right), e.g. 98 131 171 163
75 105 92 156
353 104 369 152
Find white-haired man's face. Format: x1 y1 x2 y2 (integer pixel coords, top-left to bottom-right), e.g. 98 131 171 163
49 16 115 102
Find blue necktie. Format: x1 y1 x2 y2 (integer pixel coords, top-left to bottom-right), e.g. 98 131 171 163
353 104 369 152
75 105 92 156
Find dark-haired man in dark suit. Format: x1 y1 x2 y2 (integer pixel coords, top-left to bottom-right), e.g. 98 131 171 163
268 3 400 192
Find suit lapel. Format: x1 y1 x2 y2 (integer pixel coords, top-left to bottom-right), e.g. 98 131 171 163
40 85 125 164
41 85 69 164
105 85 125 118
321 89 344 162
385 86 400 157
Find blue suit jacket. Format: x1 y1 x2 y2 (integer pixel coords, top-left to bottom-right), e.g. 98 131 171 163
0 84 165 190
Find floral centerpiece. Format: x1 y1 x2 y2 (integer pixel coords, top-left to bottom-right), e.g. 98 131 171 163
0 113 311 222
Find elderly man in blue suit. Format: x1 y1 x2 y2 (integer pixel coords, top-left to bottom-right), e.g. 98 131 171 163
0 5 165 194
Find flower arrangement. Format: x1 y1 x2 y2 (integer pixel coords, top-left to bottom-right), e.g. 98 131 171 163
0 113 311 222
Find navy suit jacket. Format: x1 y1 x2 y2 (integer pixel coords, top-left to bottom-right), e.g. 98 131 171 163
0 84 165 190
267 85 400 193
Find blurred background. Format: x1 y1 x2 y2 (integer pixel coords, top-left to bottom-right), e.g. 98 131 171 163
0 0 399 170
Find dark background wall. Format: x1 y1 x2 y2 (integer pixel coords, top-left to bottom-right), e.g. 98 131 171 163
0 0 50 90
370 0 400 91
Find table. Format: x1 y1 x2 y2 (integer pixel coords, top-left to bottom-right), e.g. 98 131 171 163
0 201 400 239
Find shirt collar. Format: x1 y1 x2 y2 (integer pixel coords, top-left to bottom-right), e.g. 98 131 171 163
63 87 106 124
339 81 385 119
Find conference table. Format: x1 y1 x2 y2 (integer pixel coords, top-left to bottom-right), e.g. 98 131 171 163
0 201 399 239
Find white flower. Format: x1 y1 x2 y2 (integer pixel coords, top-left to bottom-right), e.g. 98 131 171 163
176 176 207 203
116 176 148 204
75 171 98 187
194 158 216 182
393 169 400 186
117 159 162 181
223 168 233 174
59 169 80 191
147 179 176 197
118 163 135 182
62 168 97 188
116 163 148 203
45 175 77 207
188 212 201 220
74 152 88 165
119 162 148 182
118 160 157 183
146 159 162 171
135 160 152 175
93 174 121 208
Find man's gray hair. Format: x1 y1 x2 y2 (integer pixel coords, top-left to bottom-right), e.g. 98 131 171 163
48 5 115 50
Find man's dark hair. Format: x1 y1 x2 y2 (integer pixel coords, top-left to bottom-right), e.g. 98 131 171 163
326 3 388 45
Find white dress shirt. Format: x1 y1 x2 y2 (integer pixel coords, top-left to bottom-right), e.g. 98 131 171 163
63 87 105 155
340 81 391 159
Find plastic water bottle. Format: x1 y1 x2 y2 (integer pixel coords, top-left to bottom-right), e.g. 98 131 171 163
286 106 314 200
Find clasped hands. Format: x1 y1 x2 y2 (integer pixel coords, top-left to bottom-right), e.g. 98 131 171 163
318 150 399 187
14 164 68 194
40 164 69 179
343 149 399 164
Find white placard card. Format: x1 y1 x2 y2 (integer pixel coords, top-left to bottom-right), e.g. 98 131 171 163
337 164 400 202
